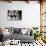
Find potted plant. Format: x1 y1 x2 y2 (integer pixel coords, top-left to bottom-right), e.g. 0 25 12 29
32 27 38 40
32 27 43 40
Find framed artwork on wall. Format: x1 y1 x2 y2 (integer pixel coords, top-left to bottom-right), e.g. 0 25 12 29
8 10 22 20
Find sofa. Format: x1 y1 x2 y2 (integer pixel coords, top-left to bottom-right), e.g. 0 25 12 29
3 27 34 43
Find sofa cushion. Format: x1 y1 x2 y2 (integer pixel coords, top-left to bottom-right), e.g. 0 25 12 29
14 28 21 33
21 28 27 35
8 27 14 34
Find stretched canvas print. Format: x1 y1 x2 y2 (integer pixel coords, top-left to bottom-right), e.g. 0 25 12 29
8 10 22 20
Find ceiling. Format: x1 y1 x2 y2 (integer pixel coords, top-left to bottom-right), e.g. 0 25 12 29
0 0 45 4
1 0 39 1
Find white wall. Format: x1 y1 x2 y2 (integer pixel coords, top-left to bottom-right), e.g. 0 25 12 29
0 1 40 28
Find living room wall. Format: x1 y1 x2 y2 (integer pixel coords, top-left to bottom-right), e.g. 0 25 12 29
0 1 40 28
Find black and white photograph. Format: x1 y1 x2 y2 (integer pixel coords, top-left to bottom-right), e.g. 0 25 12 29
8 10 22 20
